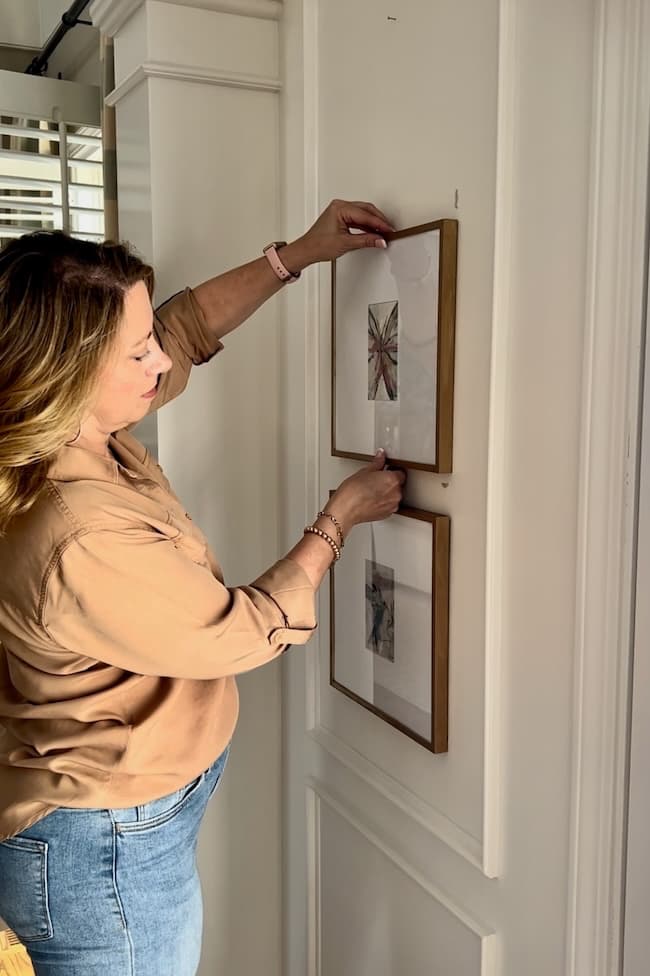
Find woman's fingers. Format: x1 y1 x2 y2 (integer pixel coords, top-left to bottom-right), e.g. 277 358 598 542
297 199 394 263
344 232 388 251
346 201 394 231
339 202 394 235
332 458 406 529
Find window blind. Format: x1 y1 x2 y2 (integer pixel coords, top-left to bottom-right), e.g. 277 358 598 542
0 113 104 246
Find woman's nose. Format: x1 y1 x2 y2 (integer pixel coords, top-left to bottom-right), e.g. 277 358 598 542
158 350 173 374
149 345 173 375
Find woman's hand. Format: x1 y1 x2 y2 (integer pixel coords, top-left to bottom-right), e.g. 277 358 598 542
324 450 406 540
285 450 405 589
281 199 394 273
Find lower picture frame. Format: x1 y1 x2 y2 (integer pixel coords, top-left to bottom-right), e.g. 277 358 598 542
329 502 450 753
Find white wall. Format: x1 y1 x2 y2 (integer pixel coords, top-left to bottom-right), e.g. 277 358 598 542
47 31 101 85
316 0 497 841
38 0 73 45
0 1 89 54
0 0 99 82
0 0 40 48
282 1 648 975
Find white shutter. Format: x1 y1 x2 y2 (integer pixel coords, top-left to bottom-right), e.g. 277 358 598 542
0 71 104 246
0 115 104 244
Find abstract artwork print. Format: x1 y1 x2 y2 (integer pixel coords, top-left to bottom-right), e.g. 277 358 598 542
368 300 399 401
365 558 395 661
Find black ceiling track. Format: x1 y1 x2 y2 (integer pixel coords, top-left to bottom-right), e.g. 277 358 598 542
25 0 93 77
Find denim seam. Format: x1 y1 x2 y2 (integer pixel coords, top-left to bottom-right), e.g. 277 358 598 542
39 842 53 941
108 812 136 975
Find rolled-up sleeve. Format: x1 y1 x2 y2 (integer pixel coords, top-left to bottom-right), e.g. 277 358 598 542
42 528 317 679
147 287 224 413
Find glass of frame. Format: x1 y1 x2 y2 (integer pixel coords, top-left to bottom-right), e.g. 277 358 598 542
329 504 450 753
331 218 458 473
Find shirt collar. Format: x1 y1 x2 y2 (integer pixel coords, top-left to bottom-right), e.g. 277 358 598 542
47 432 155 485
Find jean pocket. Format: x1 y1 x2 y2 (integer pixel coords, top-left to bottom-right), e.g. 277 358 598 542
0 836 53 942
114 768 207 834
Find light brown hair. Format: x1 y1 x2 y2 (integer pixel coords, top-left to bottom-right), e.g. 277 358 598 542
0 231 154 536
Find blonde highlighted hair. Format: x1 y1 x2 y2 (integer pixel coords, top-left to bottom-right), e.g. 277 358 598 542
0 231 154 536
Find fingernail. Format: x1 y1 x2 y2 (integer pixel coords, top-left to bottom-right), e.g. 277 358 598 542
375 239 387 249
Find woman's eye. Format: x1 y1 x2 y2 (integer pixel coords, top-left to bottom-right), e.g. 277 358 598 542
133 350 150 362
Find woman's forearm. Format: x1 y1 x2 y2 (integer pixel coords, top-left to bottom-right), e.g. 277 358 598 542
191 239 311 343
190 201 392 343
284 512 350 590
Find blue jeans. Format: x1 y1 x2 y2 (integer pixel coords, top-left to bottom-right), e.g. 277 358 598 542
0 744 230 975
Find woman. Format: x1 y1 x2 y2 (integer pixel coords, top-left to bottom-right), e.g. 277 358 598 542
0 199 405 975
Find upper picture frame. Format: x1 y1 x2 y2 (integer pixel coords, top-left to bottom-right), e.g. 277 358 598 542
331 218 458 472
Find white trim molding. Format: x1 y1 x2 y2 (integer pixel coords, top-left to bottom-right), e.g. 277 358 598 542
566 1 650 974
105 59 282 105
91 0 281 35
305 785 321 976
90 0 143 36
306 780 497 976
482 0 519 881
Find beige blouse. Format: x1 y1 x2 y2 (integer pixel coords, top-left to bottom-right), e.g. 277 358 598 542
0 287 316 840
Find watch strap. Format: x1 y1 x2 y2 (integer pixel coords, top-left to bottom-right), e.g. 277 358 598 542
263 242 300 283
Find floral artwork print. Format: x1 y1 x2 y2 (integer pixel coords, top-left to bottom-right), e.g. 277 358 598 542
365 559 395 661
368 300 399 401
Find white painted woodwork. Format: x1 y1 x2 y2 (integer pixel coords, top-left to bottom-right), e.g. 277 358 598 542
622 206 650 974
313 784 495 976
282 1 650 975
565 0 650 970
0 68 100 125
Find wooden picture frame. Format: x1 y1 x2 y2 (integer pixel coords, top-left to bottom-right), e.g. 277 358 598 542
332 218 458 473
329 503 450 753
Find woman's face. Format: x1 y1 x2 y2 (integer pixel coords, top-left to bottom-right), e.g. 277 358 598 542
85 280 173 436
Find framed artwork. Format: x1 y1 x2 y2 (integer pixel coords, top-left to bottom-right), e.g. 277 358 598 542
331 218 458 473
330 504 450 753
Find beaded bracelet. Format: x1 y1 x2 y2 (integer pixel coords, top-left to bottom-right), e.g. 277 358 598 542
304 525 341 561
317 510 344 548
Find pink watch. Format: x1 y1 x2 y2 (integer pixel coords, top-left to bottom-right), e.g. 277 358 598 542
263 241 301 283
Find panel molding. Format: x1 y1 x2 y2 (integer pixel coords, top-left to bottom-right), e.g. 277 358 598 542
566 1 650 974
304 0 519 881
310 725 483 871
306 780 497 976
105 59 281 105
